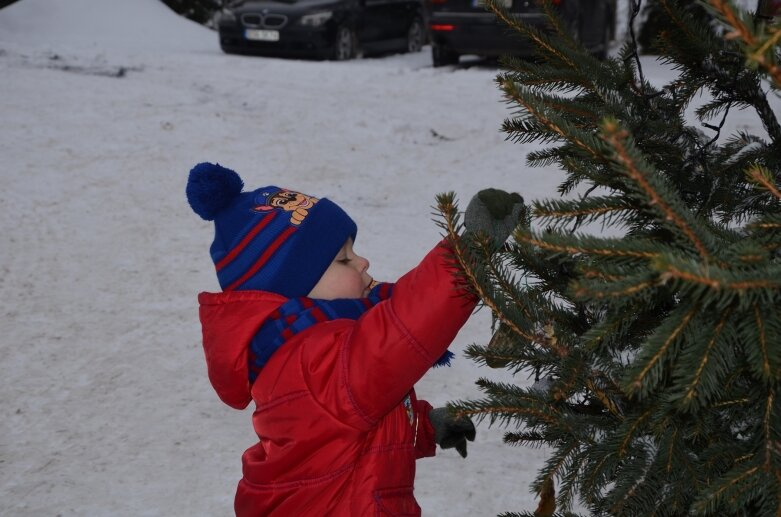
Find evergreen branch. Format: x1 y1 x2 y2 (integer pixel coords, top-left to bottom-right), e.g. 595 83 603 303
503 431 549 447
485 0 577 70
693 462 761 514
707 0 781 88
535 439 581 511
609 445 655 515
665 428 679 474
754 303 771 380
534 205 625 220
714 397 751 408
497 513 585 517
657 261 781 292
680 308 732 406
458 405 559 425
619 407 655 457
746 164 781 200
749 29 781 88
626 305 698 395
498 64 588 94
516 230 659 260
659 0 700 44
540 0 579 52
540 97 598 123
601 119 712 260
498 80 602 159
533 197 633 231
749 222 781 230
573 276 657 301
707 0 755 45
581 268 624 282
436 194 540 344
551 358 584 402
586 379 622 418
475 378 546 404
478 239 536 322
764 388 775 471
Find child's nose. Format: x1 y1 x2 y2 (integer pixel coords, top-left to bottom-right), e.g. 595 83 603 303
356 256 369 272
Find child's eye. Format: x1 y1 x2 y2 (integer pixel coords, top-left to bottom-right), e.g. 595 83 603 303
338 258 350 264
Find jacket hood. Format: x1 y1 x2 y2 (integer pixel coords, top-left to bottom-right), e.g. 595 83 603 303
198 290 287 409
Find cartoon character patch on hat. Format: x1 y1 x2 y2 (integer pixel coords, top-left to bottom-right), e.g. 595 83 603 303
252 189 319 226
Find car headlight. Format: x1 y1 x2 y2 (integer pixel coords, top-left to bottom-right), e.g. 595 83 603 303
299 11 333 27
216 9 237 23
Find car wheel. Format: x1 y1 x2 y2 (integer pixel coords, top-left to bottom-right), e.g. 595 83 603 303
432 44 458 67
332 26 355 61
406 18 424 54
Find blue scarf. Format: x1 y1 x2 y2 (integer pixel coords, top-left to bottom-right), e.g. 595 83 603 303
248 282 454 383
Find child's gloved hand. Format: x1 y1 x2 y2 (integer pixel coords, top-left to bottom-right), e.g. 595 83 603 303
464 188 524 244
429 407 476 458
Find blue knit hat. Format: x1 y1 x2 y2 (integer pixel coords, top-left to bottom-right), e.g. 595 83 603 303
186 162 357 297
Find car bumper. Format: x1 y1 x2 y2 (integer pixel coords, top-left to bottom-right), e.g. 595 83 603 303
218 23 334 58
428 12 546 56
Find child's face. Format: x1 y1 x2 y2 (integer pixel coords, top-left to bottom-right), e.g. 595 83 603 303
308 238 372 300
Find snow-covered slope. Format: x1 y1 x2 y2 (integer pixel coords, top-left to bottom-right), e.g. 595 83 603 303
0 0 215 53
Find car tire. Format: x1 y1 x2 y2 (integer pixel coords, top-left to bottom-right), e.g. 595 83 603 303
406 18 424 54
332 26 355 61
432 44 458 67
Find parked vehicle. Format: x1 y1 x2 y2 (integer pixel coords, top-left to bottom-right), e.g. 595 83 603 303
216 0 426 60
427 0 615 66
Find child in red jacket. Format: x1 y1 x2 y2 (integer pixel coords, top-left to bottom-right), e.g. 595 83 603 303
186 162 521 516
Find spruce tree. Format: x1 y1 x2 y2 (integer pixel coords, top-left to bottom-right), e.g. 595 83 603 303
436 0 781 514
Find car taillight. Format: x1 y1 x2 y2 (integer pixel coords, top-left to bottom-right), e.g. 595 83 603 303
551 0 562 4
430 24 456 31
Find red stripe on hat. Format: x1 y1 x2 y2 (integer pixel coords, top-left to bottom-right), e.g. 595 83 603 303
215 212 278 272
225 226 297 291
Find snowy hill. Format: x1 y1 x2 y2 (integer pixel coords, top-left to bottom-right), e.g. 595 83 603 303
0 0 215 53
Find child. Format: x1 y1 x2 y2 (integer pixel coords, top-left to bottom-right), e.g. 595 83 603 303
186 162 521 516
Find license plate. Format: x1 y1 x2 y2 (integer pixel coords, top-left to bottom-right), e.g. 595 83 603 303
245 29 280 42
473 0 511 6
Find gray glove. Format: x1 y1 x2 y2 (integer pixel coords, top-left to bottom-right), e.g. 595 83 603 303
429 407 476 458
464 188 524 244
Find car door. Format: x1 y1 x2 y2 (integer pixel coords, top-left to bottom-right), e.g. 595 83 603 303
578 0 609 48
359 0 394 46
385 0 416 40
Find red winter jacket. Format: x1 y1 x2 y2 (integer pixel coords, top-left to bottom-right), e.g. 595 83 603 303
198 241 476 516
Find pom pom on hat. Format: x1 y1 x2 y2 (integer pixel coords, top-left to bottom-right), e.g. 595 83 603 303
186 162 244 221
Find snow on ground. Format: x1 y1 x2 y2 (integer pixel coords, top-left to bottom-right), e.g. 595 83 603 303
0 1 774 516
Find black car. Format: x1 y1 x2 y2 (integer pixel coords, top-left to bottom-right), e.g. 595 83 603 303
216 0 427 60
427 0 615 66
